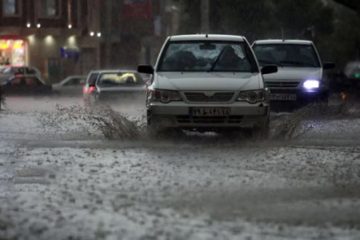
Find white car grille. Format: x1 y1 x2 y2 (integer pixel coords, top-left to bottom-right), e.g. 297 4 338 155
184 92 234 102
265 81 300 89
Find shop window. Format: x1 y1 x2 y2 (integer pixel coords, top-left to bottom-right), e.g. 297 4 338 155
0 39 26 66
2 0 21 16
39 0 60 18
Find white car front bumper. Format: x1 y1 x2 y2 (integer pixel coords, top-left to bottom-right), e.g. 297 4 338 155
147 101 269 129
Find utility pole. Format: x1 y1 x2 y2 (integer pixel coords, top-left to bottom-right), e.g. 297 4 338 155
201 0 210 33
104 0 113 67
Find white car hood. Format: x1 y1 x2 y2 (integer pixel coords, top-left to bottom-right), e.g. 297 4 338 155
155 72 262 91
263 67 323 82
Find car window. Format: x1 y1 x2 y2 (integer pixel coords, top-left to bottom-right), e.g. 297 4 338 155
26 68 37 74
87 73 99 85
64 78 81 86
158 41 257 72
13 68 26 75
2 67 14 74
253 44 320 68
9 76 42 86
98 72 144 87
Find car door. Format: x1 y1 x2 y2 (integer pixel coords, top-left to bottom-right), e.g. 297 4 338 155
61 77 84 95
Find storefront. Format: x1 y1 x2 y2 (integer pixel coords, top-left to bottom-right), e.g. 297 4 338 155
0 37 27 66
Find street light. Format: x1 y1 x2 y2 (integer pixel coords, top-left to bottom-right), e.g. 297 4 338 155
97 32 102 38
26 22 31 28
36 23 41 28
90 31 95 37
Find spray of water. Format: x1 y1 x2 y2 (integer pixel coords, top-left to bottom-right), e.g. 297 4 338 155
271 102 354 140
39 104 143 140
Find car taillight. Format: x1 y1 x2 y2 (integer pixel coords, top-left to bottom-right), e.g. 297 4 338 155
83 85 96 94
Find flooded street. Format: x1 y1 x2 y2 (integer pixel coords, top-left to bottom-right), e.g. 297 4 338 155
1 96 360 239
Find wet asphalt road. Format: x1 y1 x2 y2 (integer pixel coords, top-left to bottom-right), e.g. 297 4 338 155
1 95 360 239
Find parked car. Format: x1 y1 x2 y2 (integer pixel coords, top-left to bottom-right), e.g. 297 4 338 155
52 75 86 95
1 75 52 95
0 66 44 84
138 34 277 136
0 66 51 94
83 69 146 104
252 40 334 107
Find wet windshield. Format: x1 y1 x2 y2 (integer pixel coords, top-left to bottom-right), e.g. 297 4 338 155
158 41 257 72
98 72 144 87
253 44 321 68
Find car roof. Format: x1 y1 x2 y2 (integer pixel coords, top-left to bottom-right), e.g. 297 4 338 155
89 69 136 74
65 75 86 78
253 39 314 45
169 34 246 42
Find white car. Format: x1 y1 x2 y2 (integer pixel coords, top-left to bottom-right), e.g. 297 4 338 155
252 39 334 105
138 34 277 135
52 75 86 95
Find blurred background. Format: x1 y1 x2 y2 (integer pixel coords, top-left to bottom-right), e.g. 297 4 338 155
0 0 359 84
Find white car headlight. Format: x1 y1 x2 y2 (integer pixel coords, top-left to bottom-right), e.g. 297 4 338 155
303 79 320 90
149 89 182 103
237 89 268 104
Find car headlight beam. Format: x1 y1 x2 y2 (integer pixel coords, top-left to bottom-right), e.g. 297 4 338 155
303 79 320 90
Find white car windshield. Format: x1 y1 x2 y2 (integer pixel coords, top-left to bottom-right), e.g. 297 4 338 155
158 41 258 72
253 44 321 68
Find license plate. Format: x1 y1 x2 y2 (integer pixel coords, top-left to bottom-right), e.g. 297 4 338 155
270 93 297 101
191 107 231 117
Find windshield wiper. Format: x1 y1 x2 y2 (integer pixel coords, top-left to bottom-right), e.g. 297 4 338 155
208 47 227 72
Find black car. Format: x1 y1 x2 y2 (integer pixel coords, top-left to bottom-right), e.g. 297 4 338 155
1 75 52 95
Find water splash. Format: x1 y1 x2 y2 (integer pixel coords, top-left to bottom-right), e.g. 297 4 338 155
38 104 143 140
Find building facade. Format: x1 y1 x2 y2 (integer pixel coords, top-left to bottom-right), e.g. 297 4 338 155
0 0 168 83
0 0 101 82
